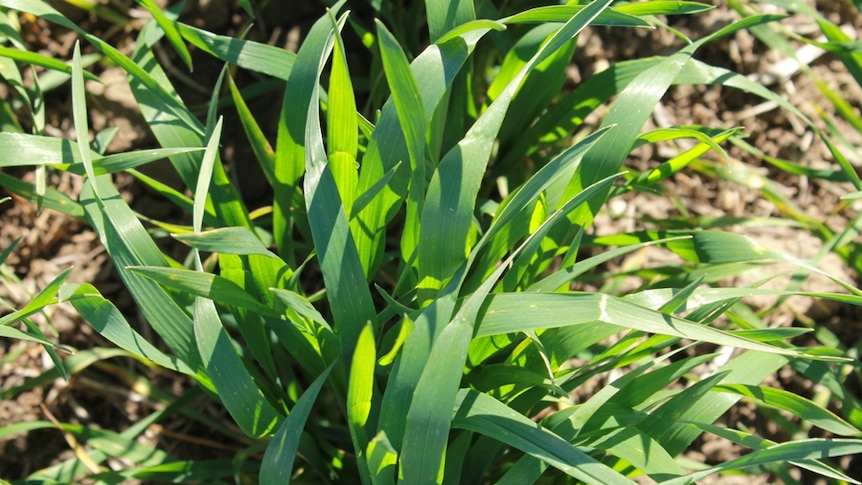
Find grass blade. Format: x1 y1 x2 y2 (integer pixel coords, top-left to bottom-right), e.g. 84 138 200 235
173 226 280 257
129 26 251 229
0 45 100 81
260 363 335 483
0 325 69 349
80 176 201 368
62 283 195 375
425 0 474 43
714 384 861 436
138 0 192 70
193 296 281 438
501 5 650 27
187 116 281 437
375 19 427 264
399 170 619 483
328 14 360 216
571 14 786 227
347 323 377 482
273 0 346 256
177 23 295 80
453 390 635 485
477 292 814 358
0 268 70 326
664 439 862 484
350 27 493 279
0 172 84 218
129 266 279 317
417 0 614 293
71 42 98 201
227 74 276 187
298 6 378 362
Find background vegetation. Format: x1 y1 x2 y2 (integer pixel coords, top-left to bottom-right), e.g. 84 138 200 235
0 0 861 483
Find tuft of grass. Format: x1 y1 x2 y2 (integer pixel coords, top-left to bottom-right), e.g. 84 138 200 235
0 0 860 483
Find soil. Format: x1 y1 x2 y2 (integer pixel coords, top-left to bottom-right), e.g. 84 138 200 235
1 0 861 483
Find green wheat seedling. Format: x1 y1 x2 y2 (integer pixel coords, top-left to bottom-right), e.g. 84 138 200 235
0 0 860 483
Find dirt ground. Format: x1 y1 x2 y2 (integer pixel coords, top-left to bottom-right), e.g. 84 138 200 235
0 0 861 482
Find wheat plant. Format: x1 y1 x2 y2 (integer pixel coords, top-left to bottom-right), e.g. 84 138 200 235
0 0 861 483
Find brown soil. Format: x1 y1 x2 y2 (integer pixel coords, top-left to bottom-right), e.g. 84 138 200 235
1 0 860 483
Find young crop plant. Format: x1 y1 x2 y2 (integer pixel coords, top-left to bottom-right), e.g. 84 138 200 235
0 0 861 483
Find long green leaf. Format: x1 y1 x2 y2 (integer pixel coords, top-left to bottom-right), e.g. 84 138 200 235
0 268 70 327
477 292 812 358
662 438 862 485
636 371 731 446
376 20 427 264
625 286 862 312
501 5 649 27
185 115 281 437
350 27 493 279
0 172 84 218
129 266 279 317
654 351 792 456
0 324 69 350
130 25 251 229
0 133 201 174
417 0 614 293
348 323 377 483
570 14 786 228
398 171 620 482
260 363 335 482
193 296 281 438
615 1 713 16
328 15 360 216
177 22 295 81
80 176 200 369
138 0 192 70
425 0 474 43
193 116 221 233
273 1 346 256
71 42 98 201
453 390 635 485
383 169 618 460
528 236 690 292
494 132 615 246
0 45 100 81
227 74 276 188
714 384 861 436
681 422 861 483
297 5 377 364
